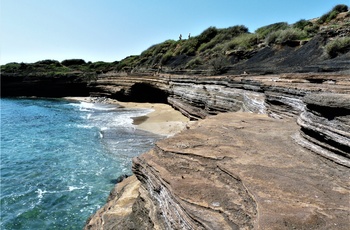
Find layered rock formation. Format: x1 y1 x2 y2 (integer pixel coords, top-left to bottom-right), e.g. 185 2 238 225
85 112 349 229
84 73 350 229
2 69 349 228
296 93 350 167
87 73 350 120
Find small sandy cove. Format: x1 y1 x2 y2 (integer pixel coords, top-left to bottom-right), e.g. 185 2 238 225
64 97 190 136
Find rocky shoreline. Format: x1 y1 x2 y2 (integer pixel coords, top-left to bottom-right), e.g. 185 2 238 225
85 112 349 229
2 71 349 229
81 72 349 229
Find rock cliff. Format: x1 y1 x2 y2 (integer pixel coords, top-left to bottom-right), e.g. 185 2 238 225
84 73 350 229
296 93 350 167
86 112 349 229
2 64 350 230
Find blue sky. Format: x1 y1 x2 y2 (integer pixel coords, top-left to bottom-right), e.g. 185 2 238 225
1 0 349 64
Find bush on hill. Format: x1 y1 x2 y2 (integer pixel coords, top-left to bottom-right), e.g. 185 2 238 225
160 52 173 65
116 55 139 71
185 57 203 69
209 55 229 74
265 28 308 44
35 59 61 66
1 62 21 73
325 36 350 58
318 4 349 24
88 61 114 72
176 38 200 56
61 59 86 66
197 27 219 44
304 24 320 36
198 25 249 52
225 33 258 51
255 22 289 39
293 19 313 30
333 4 349 13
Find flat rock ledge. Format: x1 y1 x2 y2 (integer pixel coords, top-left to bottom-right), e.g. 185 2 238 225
85 112 349 230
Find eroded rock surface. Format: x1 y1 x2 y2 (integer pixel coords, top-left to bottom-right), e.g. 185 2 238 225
296 93 350 167
85 73 350 229
87 112 350 229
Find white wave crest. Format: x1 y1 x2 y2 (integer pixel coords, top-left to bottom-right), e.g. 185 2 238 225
67 186 84 191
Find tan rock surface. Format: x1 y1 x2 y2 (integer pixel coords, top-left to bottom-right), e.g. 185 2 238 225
131 112 349 229
84 73 350 229
84 175 141 229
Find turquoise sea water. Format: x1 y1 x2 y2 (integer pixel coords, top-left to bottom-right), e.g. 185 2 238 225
0 98 160 229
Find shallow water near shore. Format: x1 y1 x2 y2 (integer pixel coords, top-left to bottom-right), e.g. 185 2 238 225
0 98 160 229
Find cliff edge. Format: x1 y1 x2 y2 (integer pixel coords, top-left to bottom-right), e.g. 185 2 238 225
84 73 350 230
85 112 349 229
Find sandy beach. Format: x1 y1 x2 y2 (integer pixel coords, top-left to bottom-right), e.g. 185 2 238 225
64 97 190 136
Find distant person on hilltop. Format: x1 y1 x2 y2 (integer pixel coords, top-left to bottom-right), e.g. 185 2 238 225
179 34 182 40
188 33 191 39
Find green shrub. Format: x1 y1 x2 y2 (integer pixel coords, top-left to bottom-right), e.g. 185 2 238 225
255 22 289 39
226 33 258 50
325 36 350 58
88 61 114 72
140 40 177 59
153 40 177 56
304 24 320 35
210 55 229 74
140 46 154 58
265 28 307 44
212 43 226 53
185 57 203 69
61 59 86 66
293 19 313 30
116 55 139 71
228 25 249 34
218 25 249 40
160 51 173 65
332 4 348 13
197 25 249 53
318 4 349 24
175 38 199 56
35 59 61 65
32 60 63 71
1 62 21 72
265 31 280 44
328 10 339 21
278 28 307 43
197 27 218 44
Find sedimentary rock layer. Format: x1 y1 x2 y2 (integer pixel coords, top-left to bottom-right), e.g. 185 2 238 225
3 72 350 228
86 112 350 229
296 93 350 167
89 73 350 120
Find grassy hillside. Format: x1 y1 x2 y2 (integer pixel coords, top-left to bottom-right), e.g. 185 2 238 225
1 4 349 76
116 4 349 74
